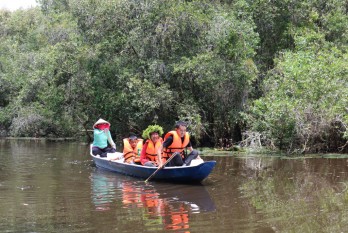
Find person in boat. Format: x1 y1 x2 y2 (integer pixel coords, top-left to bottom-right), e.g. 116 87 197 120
122 134 143 164
157 121 200 167
92 118 116 157
140 125 164 167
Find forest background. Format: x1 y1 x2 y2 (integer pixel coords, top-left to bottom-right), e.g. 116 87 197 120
0 0 347 154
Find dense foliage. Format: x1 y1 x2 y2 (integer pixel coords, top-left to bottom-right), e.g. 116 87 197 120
0 0 347 153
246 1 348 153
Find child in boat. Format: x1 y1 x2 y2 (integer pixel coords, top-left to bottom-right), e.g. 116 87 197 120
92 118 116 157
122 134 143 164
140 125 164 167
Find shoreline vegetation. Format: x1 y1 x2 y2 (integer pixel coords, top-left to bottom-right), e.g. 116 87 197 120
0 0 347 155
1 137 76 141
2 137 348 158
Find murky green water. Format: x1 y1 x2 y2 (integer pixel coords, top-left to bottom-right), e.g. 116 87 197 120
0 139 347 232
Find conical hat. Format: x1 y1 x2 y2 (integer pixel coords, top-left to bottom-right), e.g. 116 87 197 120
93 118 110 128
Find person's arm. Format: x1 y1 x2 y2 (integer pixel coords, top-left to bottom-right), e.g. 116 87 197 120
186 140 201 159
158 136 173 167
157 144 163 167
186 141 193 152
162 136 173 148
140 142 149 165
106 130 116 149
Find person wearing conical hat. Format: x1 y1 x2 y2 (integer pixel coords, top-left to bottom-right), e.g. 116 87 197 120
92 118 116 157
140 125 164 167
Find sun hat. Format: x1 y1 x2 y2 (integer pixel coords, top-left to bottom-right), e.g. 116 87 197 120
93 118 110 129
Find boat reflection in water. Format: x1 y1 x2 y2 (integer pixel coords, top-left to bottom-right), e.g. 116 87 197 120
90 169 215 231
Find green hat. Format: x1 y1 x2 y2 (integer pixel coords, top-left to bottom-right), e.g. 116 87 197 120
142 125 164 139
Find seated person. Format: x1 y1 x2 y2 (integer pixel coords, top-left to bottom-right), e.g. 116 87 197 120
157 121 200 167
140 125 164 167
123 134 143 164
92 118 116 157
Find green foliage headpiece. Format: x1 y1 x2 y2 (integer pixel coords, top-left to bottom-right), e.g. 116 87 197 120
142 125 164 139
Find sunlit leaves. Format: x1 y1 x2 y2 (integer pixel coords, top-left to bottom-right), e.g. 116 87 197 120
250 30 348 152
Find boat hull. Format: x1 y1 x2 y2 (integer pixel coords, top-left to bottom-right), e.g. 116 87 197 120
91 155 216 183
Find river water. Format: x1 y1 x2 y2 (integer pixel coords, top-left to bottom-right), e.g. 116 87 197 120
0 139 347 233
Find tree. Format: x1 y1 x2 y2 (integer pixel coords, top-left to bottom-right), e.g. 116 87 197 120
249 28 348 153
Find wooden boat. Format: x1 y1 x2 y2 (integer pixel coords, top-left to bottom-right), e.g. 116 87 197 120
90 148 216 183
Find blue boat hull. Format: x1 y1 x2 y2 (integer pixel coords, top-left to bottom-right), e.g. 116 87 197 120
91 156 216 183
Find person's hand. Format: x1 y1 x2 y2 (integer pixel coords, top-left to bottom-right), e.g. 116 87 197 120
111 143 116 149
158 161 164 168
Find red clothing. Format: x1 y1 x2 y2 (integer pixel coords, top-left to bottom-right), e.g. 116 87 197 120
95 123 110 130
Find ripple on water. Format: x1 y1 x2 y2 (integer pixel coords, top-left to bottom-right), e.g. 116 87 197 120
1 141 348 233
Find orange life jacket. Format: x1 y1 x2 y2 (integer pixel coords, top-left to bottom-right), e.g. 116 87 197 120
162 131 189 159
123 138 143 163
145 138 163 162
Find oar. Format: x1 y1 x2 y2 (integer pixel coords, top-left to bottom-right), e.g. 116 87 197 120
144 152 179 183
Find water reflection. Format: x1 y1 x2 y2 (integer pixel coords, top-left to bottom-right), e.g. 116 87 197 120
1 140 347 233
90 171 119 211
233 157 348 233
90 170 216 231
